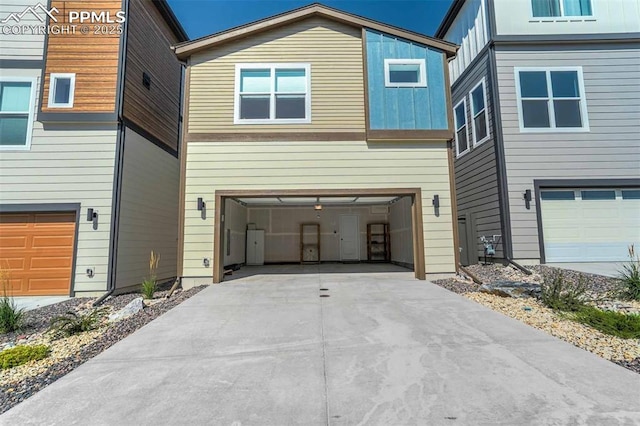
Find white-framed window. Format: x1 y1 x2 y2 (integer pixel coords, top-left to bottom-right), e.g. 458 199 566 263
454 98 469 157
532 0 592 17
469 78 489 146
384 59 427 88
515 67 589 132
0 77 36 150
234 63 311 124
48 73 75 108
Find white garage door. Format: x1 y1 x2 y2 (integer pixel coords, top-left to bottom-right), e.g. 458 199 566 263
540 188 640 262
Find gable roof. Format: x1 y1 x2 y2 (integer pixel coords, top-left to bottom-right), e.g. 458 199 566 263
172 3 458 60
435 0 466 39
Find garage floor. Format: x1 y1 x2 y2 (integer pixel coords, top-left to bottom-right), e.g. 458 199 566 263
224 263 412 281
2 272 639 424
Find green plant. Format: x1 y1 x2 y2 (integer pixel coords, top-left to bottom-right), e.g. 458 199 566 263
573 307 640 339
618 244 640 301
0 345 50 370
0 264 24 334
48 308 106 338
141 250 160 300
540 271 588 312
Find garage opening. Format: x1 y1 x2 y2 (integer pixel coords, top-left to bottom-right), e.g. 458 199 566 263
214 189 425 282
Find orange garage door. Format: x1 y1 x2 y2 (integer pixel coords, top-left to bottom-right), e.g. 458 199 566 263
0 212 76 296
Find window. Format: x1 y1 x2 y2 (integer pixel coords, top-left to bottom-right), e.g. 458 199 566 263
515 67 589 132
581 190 615 200
622 190 640 200
48 73 75 108
469 79 489 145
540 191 575 200
0 78 36 150
532 0 592 17
454 98 469 157
384 59 427 88
234 64 310 124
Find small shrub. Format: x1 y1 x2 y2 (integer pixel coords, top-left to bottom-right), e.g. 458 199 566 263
573 307 640 339
618 244 640 301
141 250 160 300
540 271 587 312
48 308 106 338
0 345 50 370
0 265 24 334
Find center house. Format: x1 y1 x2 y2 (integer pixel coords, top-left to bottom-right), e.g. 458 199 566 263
173 4 459 286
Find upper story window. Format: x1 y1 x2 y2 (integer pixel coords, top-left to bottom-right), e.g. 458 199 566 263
234 63 311 124
454 98 469 157
469 79 489 146
515 67 589 132
384 59 427 88
48 73 76 108
0 78 36 150
532 0 592 17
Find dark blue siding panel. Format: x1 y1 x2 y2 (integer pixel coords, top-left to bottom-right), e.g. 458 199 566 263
365 29 448 131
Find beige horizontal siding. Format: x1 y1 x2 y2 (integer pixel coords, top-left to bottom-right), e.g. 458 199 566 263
0 0 45 60
182 140 456 277
0 69 117 294
188 17 365 133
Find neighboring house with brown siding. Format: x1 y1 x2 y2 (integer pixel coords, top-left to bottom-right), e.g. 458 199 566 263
436 0 640 266
173 4 460 287
0 0 187 296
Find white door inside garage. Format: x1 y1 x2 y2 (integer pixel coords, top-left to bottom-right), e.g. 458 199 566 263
540 188 640 262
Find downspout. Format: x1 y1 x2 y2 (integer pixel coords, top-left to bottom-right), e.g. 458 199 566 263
94 0 130 306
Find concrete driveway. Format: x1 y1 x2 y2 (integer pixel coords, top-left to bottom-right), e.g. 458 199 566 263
2 269 639 425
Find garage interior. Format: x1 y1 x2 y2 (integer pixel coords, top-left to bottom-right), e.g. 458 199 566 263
218 192 420 281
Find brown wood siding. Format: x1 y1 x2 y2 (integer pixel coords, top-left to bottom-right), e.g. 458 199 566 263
0 212 76 296
122 0 182 152
40 1 122 113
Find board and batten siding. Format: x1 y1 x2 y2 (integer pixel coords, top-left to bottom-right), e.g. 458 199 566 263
0 0 45 60
496 44 640 261
182 140 456 281
442 0 489 84
122 0 182 152
494 0 640 36
0 68 117 294
40 0 122 113
114 127 179 291
187 17 365 134
451 52 502 260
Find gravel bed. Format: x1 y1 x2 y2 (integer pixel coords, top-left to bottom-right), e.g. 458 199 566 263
0 286 205 414
432 263 640 375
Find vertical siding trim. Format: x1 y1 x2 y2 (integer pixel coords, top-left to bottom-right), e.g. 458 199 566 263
447 140 461 270
107 123 126 292
115 0 130 118
213 193 225 283
486 0 498 38
177 65 191 278
361 28 371 132
488 46 513 258
37 0 53 115
443 53 455 133
412 190 426 279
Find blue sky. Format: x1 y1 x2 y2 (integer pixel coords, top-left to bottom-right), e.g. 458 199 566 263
166 0 455 40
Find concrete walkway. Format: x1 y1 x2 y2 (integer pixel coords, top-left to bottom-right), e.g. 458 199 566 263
2 270 639 425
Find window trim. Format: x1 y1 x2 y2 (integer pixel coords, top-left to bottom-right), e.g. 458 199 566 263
384 59 427 88
469 78 490 147
47 73 76 108
531 0 594 18
514 66 589 133
234 63 311 125
454 97 469 158
0 76 37 151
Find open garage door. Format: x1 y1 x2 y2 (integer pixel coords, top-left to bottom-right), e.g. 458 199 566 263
214 189 425 282
540 188 640 262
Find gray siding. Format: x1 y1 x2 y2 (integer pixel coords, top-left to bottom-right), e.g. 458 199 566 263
496 44 640 261
115 127 179 290
0 0 45 60
452 52 503 262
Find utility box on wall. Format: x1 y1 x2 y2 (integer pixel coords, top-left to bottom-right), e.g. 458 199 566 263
246 230 265 265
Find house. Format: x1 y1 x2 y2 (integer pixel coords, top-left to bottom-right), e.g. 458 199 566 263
0 0 188 296
173 4 460 287
436 0 640 266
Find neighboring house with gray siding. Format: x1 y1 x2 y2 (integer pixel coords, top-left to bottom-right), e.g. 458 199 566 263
0 0 187 297
437 0 640 265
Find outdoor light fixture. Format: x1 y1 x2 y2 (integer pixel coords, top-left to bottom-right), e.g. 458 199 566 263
86 208 98 230
197 197 205 211
432 194 440 217
314 204 322 210
523 189 532 210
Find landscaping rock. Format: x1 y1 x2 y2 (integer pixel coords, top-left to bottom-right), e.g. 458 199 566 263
479 280 541 298
107 297 144 323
